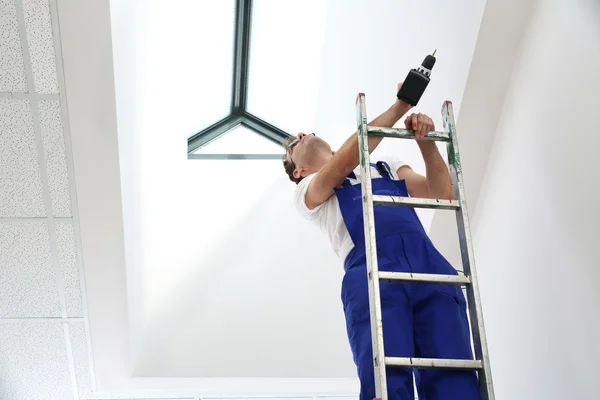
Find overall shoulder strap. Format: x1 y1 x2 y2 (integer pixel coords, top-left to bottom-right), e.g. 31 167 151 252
374 161 393 180
341 171 357 187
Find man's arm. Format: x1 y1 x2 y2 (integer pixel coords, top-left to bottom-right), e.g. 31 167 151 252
397 113 453 200
305 98 412 209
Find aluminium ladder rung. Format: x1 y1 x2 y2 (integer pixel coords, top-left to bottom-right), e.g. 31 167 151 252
366 126 451 142
385 357 483 370
378 271 470 285
373 195 460 210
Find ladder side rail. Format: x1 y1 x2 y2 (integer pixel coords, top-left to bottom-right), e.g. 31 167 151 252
442 101 495 400
356 93 388 400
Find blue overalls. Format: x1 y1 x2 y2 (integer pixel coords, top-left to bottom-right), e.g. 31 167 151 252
334 161 480 400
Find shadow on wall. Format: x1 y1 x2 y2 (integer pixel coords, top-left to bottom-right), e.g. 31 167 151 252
132 176 351 378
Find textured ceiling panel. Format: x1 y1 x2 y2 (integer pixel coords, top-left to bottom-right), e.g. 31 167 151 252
56 221 82 317
22 0 58 94
0 98 45 217
0 222 61 317
40 99 71 217
69 320 93 398
0 0 28 91
0 320 73 400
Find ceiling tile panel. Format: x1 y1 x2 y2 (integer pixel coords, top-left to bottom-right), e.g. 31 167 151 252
39 99 71 217
0 320 73 400
69 320 93 398
22 0 59 94
0 99 45 217
0 0 28 92
0 221 61 317
56 220 82 317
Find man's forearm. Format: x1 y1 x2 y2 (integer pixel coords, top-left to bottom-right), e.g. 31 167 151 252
418 141 453 200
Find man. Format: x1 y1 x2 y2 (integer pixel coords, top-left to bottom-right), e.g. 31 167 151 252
281 82 480 400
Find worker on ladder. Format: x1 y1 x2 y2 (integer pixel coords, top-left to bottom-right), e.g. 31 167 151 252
281 82 479 400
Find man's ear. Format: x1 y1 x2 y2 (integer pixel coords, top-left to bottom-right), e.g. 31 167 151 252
293 167 303 180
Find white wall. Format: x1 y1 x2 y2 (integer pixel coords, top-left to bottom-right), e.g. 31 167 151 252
472 0 600 398
427 0 535 269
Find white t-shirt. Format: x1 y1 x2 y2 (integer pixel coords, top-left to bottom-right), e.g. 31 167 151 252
293 155 409 263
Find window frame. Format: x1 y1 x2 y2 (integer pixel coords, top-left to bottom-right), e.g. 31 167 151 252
187 0 292 160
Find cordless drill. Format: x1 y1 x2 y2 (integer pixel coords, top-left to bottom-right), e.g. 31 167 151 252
396 50 437 106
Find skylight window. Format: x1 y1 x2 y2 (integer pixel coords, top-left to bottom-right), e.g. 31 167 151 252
187 0 294 159
161 0 236 138
246 0 328 134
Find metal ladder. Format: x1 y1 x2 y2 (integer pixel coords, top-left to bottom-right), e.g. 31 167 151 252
355 93 494 400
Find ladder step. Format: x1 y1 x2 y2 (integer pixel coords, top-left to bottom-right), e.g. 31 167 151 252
378 271 470 285
372 195 460 210
385 357 483 370
367 126 451 142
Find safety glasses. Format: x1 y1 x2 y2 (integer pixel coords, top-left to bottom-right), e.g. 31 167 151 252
286 133 315 164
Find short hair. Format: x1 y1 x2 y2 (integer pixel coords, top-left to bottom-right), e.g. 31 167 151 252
282 136 303 184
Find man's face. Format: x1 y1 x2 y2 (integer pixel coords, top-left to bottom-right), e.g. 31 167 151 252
286 133 332 178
